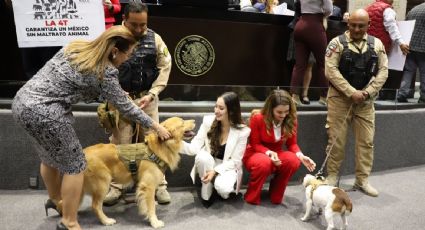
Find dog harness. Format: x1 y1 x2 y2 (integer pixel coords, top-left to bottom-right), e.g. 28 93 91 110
116 143 168 181
309 178 326 199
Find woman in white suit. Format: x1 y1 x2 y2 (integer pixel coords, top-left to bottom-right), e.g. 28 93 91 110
181 92 251 205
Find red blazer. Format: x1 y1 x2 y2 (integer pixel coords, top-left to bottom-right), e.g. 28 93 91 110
104 0 121 28
244 113 300 159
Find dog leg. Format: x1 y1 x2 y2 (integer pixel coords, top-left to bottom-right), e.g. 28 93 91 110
92 192 116 225
341 213 348 230
301 199 313 221
324 208 336 230
137 183 164 229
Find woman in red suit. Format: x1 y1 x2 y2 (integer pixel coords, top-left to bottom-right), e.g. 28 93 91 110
243 90 316 205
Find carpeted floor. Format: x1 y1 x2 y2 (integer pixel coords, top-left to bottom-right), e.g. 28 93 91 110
1 165 425 230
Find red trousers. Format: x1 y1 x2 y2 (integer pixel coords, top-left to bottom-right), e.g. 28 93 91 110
243 151 300 205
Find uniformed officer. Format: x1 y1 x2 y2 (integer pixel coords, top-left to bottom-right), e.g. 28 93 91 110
324 9 388 197
104 2 172 205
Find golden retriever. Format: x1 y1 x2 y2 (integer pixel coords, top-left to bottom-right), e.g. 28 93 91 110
82 117 195 228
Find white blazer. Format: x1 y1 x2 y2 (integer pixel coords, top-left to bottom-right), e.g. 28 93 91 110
180 115 251 194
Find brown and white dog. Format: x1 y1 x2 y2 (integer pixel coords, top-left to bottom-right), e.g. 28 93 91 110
301 174 353 230
82 117 195 228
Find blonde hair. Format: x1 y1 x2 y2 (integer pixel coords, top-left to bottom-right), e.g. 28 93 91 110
64 26 136 79
261 90 297 138
265 0 276 14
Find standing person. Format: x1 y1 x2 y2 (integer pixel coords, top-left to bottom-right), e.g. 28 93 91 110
243 90 316 205
287 0 316 105
324 9 388 197
180 92 251 207
290 0 333 105
365 0 409 55
366 0 409 100
287 33 315 105
103 1 173 206
11 26 171 230
103 0 121 29
397 3 425 103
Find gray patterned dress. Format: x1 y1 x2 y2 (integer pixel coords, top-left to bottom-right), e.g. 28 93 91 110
12 48 153 174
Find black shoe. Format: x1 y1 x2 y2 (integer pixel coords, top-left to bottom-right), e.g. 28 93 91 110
301 96 310 105
396 96 408 103
201 198 214 208
228 192 242 200
200 190 218 208
45 199 62 216
56 222 68 230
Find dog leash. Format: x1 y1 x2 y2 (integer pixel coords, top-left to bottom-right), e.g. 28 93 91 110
316 76 377 179
314 102 354 184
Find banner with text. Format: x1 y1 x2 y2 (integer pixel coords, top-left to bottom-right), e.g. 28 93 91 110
12 0 105 47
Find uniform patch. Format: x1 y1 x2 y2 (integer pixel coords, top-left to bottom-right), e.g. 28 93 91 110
325 42 338 57
163 47 169 57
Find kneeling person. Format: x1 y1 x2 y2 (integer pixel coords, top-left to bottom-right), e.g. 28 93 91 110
180 92 251 207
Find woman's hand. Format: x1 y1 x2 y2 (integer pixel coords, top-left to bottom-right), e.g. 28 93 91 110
269 151 282 167
152 123 171 141
201 170 216 184
300 155 316 172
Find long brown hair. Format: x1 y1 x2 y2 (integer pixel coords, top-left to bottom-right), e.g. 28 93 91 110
261 89 297 138
207 92 243 156
64 26 136 80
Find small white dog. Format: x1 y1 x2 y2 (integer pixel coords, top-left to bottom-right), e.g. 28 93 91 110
301 174 353 230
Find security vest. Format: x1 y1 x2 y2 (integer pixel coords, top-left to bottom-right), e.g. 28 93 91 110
338 35 379 90
366 0 392 52
119 29 159 95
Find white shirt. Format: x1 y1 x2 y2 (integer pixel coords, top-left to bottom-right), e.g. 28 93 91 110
273 121 282 142
383 7 404 45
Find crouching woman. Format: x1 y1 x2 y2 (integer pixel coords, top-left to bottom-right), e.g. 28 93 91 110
180 92 250 206
243 90 316 205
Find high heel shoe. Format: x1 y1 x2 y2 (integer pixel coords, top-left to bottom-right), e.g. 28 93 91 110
301 96 310 105
56 222 69 230
45 199 62 216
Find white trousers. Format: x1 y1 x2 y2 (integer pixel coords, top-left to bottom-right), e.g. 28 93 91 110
195 151 237 200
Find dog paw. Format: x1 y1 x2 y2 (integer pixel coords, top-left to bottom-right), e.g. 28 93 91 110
101 218 117 226
150 219 165 228
300 217 309 222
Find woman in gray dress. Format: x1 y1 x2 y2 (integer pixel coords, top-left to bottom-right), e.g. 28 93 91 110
12 26 170 230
